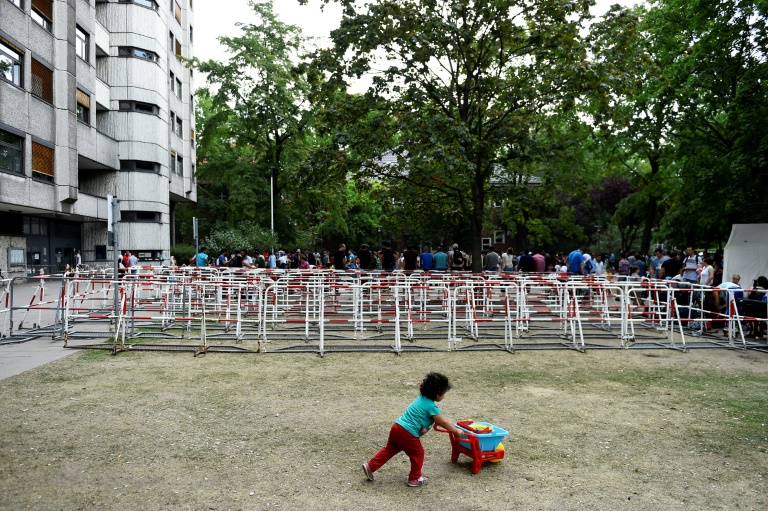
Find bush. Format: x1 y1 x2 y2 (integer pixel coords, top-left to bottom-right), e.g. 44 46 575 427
171 244 196 266
202 227 279 255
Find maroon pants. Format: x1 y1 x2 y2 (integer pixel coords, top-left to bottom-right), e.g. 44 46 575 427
367 423 424 481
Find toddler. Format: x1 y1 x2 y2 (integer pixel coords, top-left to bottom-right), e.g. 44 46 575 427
362 372 467 487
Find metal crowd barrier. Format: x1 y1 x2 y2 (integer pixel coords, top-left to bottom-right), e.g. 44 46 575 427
2 268 767 355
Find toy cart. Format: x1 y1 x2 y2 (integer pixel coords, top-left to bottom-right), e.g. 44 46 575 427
434 420 509 474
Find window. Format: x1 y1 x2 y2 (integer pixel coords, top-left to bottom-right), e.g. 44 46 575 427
118 101 159 115
76 89 90 124
76 27 89 62
0 128 24 174
189 25 193 43
31 0 53 31
118 0 158 9
94 245 107 260
190 128 195 147
175 115 182 137
31 58 53 102
121 211 161 222
175 77 182 98
173 1 181 23
8 0 22 9
23 216 48 235
170 111 175 131
175 39 182 57
176 153 183 176
168 31 174 52
120 159 160 173
31 140 54 181
169 150 176 172
169 70 175 94
481 237 492 249
0 38 23 87
118 46 158 63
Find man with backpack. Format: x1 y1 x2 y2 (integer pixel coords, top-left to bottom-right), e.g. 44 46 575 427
682 247 701 283
450 244 464 272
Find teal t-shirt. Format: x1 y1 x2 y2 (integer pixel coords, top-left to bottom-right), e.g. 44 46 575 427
434 252 449 270
396 395 441 438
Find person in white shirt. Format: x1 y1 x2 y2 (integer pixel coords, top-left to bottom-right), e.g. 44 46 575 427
593 254 605 276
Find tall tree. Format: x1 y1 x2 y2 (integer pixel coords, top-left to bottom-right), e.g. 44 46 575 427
310 0 596 270
192 0 313 244
588 4 687 254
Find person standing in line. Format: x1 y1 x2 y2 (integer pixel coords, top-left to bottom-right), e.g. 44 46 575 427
191 247 209 267
532 248 546 273
403 246 419 271
333 244 348 270
593 254 605 276
484 247 500 272
433 246 449 271
567 247 585 276
502 248 515 272
450 244 464 272
216 248 229 267
357 244 372 271
699 257 715 287
420 246 434 271
682 247 701 284
381 242 396 271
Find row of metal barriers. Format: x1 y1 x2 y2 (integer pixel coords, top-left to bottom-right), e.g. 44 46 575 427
1 268 766 356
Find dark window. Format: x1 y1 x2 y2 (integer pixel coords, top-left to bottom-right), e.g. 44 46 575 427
121 211 161 222
0 128 24 174
94 245 107 260
118 101 159 115
0 38 23 87
120 159 160 173
175 115 182 137
175 78 182 98
118 46 158 63
0 212 24 236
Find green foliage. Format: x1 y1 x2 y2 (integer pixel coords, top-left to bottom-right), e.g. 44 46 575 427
171 244 196 266
202 226 279 255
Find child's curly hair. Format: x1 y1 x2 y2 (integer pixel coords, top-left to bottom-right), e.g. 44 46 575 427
420 372 452 400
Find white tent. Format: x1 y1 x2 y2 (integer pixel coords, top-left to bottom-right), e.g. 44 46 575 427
723 224 768 291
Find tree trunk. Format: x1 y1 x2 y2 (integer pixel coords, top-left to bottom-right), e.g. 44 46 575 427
640 156 660 255
470 174 484 273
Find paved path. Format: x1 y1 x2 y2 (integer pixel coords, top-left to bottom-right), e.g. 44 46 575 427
0 278 82 381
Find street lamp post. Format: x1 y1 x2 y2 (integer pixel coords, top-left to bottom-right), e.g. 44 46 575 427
376 226 382 251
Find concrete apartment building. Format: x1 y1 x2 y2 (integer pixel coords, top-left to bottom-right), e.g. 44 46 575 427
0 0 197 276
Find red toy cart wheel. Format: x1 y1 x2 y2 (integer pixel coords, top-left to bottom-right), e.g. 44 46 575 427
434 422 507 474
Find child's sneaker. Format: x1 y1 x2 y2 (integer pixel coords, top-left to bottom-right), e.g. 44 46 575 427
407 476 428 487
362 462 374 481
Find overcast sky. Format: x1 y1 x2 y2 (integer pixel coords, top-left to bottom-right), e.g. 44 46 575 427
194 0 641 89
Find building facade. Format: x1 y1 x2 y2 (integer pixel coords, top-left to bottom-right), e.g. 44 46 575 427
0 0 196 276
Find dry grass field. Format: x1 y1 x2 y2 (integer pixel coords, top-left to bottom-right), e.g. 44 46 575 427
1 347 767 510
